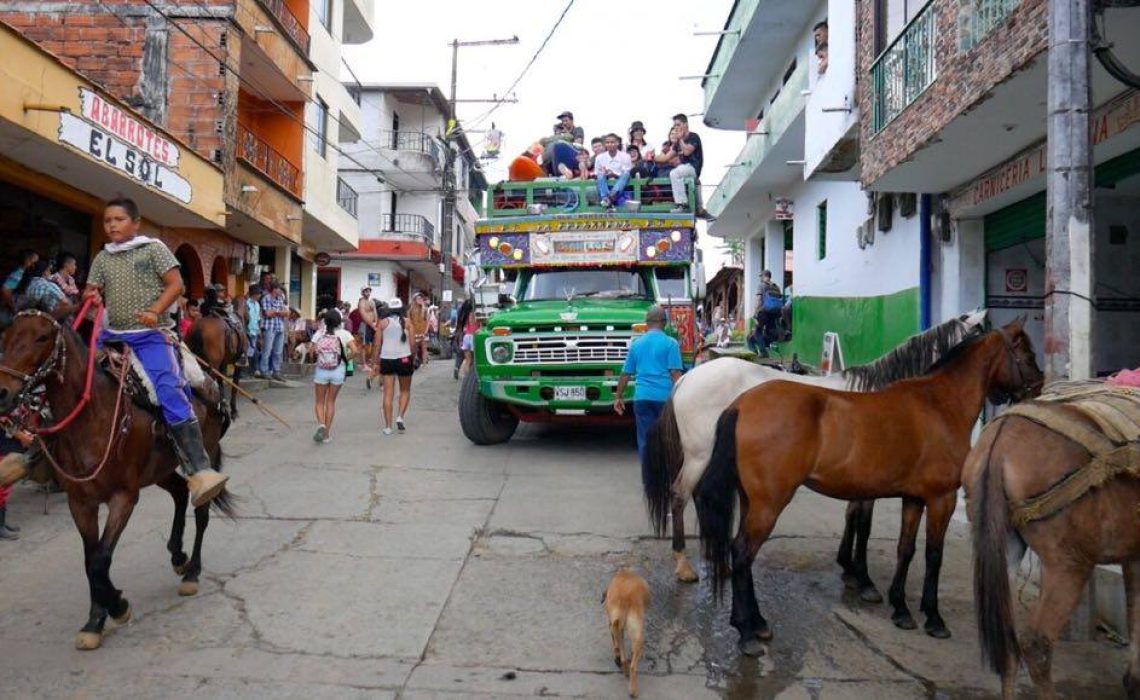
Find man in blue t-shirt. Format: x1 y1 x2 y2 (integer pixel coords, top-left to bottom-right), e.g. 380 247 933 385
614 306 683 474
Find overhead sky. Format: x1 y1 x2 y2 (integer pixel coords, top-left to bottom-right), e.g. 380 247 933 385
343 0 743 277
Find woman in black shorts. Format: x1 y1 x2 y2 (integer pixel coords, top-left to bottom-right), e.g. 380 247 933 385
376 297 414 436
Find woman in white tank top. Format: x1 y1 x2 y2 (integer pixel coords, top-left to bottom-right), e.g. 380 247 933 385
376 298 414 435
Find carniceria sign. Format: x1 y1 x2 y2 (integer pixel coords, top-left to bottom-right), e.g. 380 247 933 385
57 88 193 204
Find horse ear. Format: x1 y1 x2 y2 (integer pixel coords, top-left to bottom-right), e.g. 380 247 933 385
961 308 987 329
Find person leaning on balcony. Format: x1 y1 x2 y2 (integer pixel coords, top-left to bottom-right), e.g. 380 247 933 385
595 134 633 209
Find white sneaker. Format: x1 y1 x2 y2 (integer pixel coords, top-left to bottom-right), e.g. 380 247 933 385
383 427 394 436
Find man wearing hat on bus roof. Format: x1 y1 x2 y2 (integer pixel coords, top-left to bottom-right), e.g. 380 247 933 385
555 111 584 145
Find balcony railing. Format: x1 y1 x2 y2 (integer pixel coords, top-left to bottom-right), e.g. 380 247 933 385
871 0 937 134
958 0 1021 52
255 0 310 54
336 176 358 218
381 213 435 242
237 123 302 199
378 130 437 153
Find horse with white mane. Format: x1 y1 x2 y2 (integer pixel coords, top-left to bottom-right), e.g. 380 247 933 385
643 309 988 601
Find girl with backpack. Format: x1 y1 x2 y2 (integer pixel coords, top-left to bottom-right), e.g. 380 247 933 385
310 309 357 443
376 297 414 436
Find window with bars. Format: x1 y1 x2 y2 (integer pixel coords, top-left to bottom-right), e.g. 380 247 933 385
958 0 1021 52
314 98 329 158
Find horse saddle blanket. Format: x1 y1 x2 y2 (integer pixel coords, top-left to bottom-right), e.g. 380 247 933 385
997 380 1140 527
99 339 221 413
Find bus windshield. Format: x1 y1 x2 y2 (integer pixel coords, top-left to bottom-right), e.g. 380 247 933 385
522 268 650 301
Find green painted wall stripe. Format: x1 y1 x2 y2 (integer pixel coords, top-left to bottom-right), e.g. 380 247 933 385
786 288 921 367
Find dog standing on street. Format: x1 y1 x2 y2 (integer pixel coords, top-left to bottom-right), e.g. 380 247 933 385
603 568 650 697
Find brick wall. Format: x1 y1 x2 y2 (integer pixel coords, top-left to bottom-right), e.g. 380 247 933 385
0 2 231 166
857 0 1048 188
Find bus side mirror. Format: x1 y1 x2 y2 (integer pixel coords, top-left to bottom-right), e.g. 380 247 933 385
692 262 707 300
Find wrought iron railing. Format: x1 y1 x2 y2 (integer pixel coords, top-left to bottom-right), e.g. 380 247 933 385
381 213 435 241
958 0 1020 52
871 0 938 134
255 0 311 54
377 130 437 154
336 176 358 218
237 123 302 198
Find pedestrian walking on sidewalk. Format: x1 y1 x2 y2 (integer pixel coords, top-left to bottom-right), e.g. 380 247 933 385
310 309 356 444
376 298 414 436
613 306 683 478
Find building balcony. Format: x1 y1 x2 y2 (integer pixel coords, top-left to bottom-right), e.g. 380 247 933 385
255 0 310 55
341 0 374 44
336 176 358 218
708 59 808 234
701 0 819 130
377 212 435 245
870 0 937 134
238 123 303 199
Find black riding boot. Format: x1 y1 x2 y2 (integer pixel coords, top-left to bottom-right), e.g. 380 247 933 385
169 419 228 508
0 506 18 540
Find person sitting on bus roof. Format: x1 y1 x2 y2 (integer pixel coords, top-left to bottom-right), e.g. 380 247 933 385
595 133 632 209
628 121 655 164
555 111 585 144
588 136 605 171
628 144 655 180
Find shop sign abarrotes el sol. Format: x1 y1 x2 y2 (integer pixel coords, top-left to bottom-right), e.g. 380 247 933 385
57 88 193 204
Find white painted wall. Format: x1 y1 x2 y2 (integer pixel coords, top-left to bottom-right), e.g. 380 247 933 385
1093 193 1140 372
302 0 362 250
790 181 920 298
933 218 986 324
804 0 859 176
332 259 402 304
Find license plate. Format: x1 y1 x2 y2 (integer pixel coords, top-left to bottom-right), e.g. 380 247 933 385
554 386 586 401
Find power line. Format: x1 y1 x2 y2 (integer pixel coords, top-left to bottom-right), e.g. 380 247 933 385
464 0 576 130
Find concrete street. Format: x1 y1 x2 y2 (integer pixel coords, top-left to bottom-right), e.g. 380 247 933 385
0 362 1129 698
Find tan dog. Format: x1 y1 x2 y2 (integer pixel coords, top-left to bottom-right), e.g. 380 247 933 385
603 568 649 697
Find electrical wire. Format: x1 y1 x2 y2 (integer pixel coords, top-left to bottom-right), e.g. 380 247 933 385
463 0 577 130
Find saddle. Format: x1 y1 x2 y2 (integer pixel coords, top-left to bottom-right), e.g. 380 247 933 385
996 380 1140 527
98 336 224 416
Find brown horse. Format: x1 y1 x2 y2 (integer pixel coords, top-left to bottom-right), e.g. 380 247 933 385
187 313 248 418
0 310 234 650
693 320 1043 655
967 389 1140 699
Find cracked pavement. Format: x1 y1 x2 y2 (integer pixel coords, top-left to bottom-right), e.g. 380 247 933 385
0 361 1129 698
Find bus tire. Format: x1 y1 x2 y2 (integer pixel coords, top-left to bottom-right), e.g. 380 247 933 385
459 371 519 445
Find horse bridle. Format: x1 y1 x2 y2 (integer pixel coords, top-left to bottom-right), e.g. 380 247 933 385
998 330 1037 403
0 310 68 411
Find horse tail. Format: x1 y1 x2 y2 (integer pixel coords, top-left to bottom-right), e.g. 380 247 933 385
643 397 682 537
694 406 740 601
971 419 1019 675
208 442 238 520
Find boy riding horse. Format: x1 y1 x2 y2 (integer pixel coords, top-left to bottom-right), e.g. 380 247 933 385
83 198 227 507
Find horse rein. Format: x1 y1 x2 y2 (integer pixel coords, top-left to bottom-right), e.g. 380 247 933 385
0 301 133 483
999 331 1037 403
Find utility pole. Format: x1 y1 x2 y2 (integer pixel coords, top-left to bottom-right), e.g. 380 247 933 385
1047 0 1096 640
440 36 518 302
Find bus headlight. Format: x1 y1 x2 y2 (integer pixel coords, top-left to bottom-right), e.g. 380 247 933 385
490 343 513 364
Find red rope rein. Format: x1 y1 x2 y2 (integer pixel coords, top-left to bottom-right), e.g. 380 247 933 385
34 298 102 436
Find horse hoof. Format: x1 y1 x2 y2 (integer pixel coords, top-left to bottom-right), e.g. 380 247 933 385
178 581 199 597
75 631 103 650
738 637 766 657
859 586 884 604
173 562 188 576
111 603 131 625
925 623 951 639
892 611 917 630
674 558 699 583
841 572 859 589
